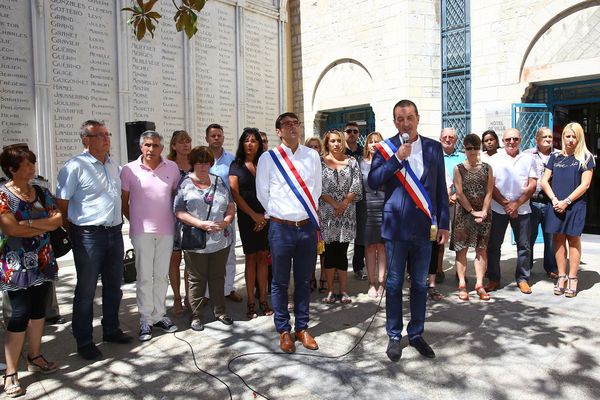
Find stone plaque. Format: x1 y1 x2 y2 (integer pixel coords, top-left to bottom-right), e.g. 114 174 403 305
0 0 35 149
47 0 120 167
194 1 237 151
243 11 279 133
129 2 186 141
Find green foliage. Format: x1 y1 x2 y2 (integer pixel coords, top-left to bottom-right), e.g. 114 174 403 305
122 0 207 41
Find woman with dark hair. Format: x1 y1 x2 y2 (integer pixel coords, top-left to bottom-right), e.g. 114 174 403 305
319 130 362 304
167 130 192 316
0 145 62 397
450 134 494 301
229 128 273 319
174 146 235 331
480 130 500 161
542 122 595 297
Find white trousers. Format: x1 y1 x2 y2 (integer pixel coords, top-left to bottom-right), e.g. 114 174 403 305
131 233 174 324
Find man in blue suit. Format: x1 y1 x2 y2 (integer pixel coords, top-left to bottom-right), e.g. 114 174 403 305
368 99 449 362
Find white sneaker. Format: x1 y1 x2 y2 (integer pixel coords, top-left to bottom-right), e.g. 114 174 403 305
139 322 152 342
153 317 178 333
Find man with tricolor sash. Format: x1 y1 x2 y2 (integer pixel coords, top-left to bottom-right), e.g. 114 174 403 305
368 99 449 362
256 112 322 354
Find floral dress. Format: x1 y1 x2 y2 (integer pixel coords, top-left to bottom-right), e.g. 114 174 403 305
0 184 58 291
318 157 363 243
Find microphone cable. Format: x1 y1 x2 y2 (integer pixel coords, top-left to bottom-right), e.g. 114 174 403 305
169 292 385 400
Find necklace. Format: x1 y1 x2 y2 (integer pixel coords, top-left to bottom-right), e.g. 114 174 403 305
8 182 33 201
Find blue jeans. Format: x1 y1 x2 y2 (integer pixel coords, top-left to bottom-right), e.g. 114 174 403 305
268 221 317 333
71 224 124 347
487 212 531 283
529 201 557 274
385 239 432 340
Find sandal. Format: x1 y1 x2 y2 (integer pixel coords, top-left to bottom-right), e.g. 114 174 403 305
246 303 258 319
217 314 234 325
367 284 378 298
322 292 337 304
554 275 568 296
376 285 385 297
565 277 578 298
339 292 352 304
259 301 274 316
475 285 490 301
428 286 443 301
3 373 24 398
457 285 469 301
27 354 58 374
318 279 328 294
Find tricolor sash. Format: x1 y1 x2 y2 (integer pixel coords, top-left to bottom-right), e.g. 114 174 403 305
375 138 436 226
268 146 320 231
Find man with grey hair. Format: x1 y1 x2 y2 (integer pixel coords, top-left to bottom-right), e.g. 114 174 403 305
121 131 181 341
524 127 558 279
56 120 133 360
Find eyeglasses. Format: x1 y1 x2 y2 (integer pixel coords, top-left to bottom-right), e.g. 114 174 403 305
345 129 359 134
504 137 520 142
464 146 478 151
280 121 301 128
86 133 112 139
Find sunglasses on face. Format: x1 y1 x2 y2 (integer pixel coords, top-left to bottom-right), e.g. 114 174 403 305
504 137 520 142
464 146 478 151
345 129 359 134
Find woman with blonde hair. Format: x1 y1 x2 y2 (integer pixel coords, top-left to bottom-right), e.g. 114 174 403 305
541 122 595 298
356 132 387 297
305 136 323 155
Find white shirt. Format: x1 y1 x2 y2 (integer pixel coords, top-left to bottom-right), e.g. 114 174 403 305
488 151 537 215
394 134 424 179
256 143 322 221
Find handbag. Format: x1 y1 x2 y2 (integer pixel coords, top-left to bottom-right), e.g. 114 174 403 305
123 249 136 283
33 185 72 258
180 177 218 251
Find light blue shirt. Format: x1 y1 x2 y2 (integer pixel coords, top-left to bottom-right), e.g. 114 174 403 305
444 150 466 186
56 151 122 226
209 150 235 190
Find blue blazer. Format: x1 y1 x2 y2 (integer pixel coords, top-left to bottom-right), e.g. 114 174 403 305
367 134 449 241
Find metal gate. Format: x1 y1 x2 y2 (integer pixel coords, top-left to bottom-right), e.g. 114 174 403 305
511 103 553 149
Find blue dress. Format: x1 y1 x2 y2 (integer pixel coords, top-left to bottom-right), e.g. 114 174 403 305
544 154 595 236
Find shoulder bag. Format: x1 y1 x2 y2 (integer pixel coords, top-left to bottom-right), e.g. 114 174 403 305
33 185 72 258
180 177 219 251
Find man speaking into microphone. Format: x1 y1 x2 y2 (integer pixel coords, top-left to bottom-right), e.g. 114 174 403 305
368 99 449 362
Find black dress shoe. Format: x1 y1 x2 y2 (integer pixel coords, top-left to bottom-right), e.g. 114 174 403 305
77 343 103 360
386 338 402 362
409 336 435 358
45 316 67 325
103 329 134 344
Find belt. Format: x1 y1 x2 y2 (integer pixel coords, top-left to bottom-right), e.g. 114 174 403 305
270 217 310 227
73 223 123 230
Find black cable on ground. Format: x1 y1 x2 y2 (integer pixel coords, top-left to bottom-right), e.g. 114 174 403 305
227 294 385 400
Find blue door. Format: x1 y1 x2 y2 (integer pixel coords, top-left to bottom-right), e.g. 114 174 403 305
511 103 553 149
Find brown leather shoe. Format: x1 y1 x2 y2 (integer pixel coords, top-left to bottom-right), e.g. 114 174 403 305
226 291 243 302
518 281 532 294
279 331 296 353
547 271 559 280
295 330 318 350
485 280 499 292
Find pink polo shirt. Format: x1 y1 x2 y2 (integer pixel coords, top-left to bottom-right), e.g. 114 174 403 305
120 157 181 236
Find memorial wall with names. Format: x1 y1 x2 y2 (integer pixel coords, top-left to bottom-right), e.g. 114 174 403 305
0 0 283 183
0 0 35 148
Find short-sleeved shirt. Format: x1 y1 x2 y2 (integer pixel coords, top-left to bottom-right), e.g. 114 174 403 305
0 184 58 291
209 150 235 190
488 151 537 215
56 151 122 226
523 146 559 195
444 150 466 187
120 157 180 236
173 174 233 254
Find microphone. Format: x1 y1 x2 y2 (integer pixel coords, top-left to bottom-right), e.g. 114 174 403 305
401 133 409 144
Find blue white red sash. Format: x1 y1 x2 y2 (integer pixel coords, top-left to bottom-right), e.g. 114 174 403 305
268 145 320 231
375 139 436 225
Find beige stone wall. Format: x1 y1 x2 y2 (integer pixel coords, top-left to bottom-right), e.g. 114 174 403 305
291 0 442 139
470 0 600 134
